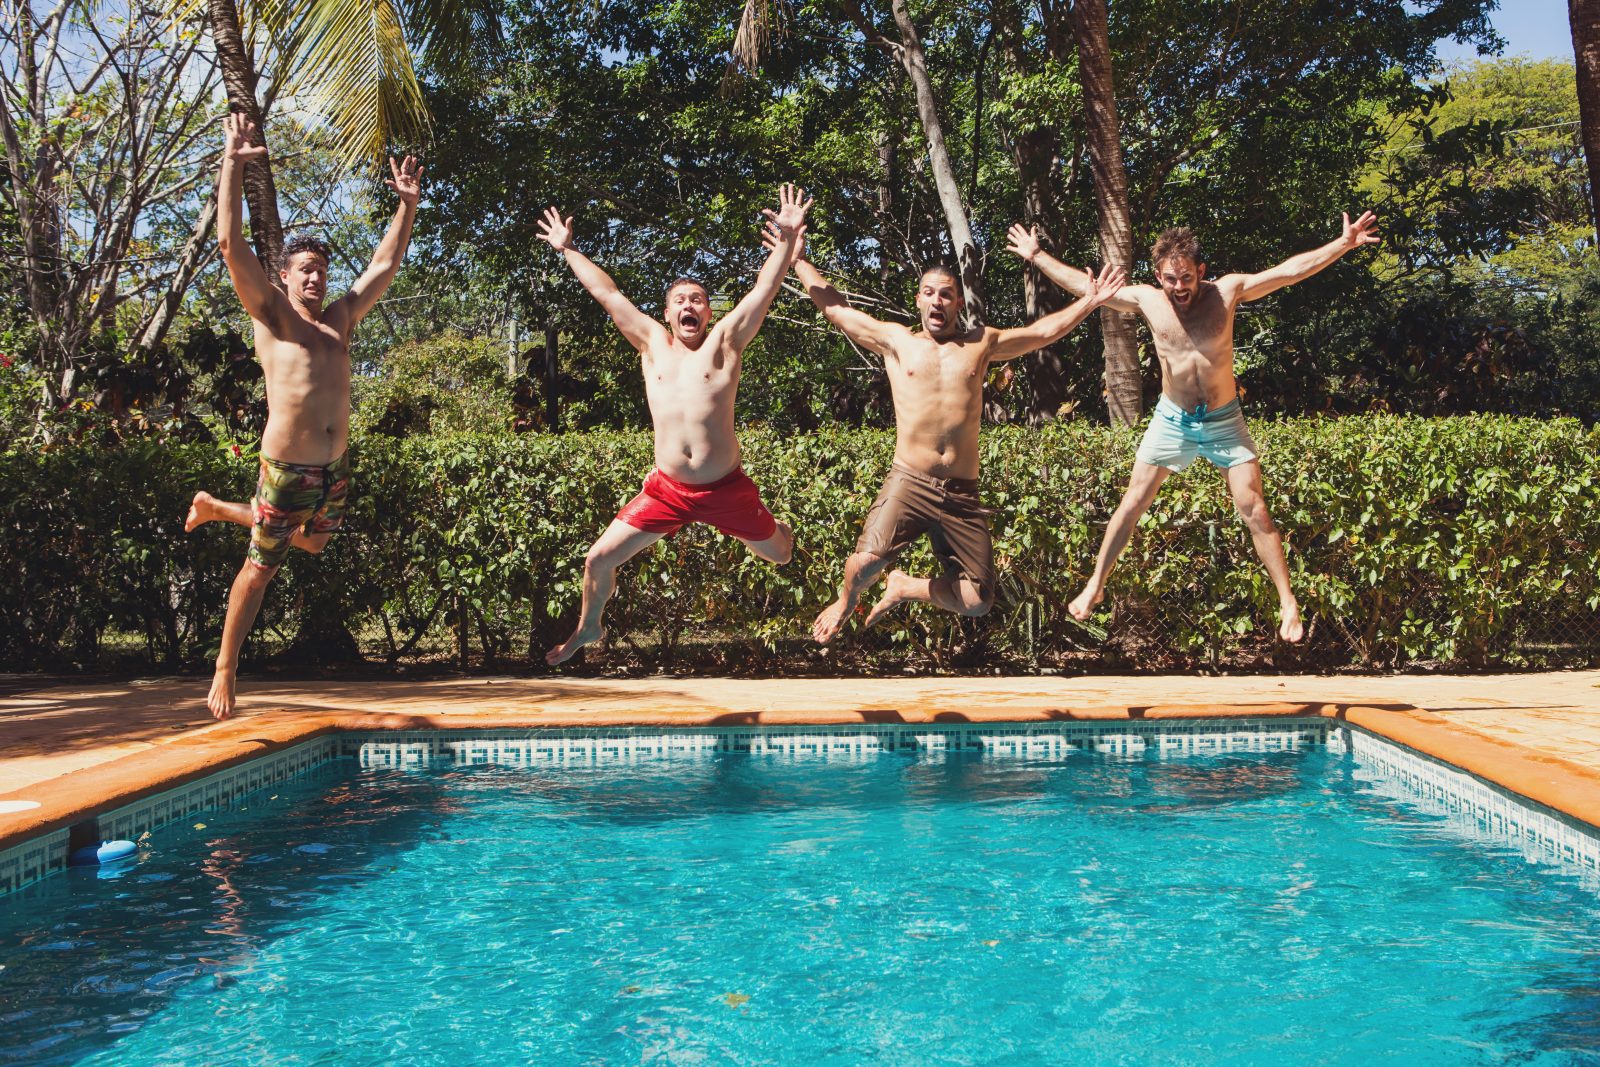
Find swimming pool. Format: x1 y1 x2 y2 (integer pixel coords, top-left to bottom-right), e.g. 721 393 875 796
2 725 1598 1064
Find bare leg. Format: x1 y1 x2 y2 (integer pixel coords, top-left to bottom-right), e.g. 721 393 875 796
1225 460 1303 643
739 520 793 565
209 560 276 720
187 492 329 552
1070 461 1171 620
863 569 991 629
812 551 891 644
187 491 250 531
546 521 664 665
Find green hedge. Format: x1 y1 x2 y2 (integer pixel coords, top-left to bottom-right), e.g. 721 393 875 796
3 416 1598 673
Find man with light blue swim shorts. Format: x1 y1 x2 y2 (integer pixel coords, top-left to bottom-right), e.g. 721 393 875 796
1007 212 1381 642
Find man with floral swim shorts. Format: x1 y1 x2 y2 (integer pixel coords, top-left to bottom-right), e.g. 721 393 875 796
537 184 813 665
183 113 421 718
1007 212 1380 642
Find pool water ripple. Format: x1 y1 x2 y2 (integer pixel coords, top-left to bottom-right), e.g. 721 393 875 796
1 750 1599 1064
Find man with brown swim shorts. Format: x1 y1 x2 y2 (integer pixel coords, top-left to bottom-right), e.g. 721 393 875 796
791 239 1126 642
183 113 421 719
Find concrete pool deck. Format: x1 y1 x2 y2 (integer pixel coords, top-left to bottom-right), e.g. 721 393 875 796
3 671 1600 852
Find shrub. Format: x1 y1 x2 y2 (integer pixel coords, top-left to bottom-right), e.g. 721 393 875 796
1 415 1596 673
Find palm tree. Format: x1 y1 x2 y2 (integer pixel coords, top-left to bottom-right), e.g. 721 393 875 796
198 0 486 270
1572 0 1600 246
1072 0 1140 426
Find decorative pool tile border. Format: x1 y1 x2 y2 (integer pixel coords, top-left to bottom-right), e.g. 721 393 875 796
0 738 341 897
6 718 1600 897
1337 725 1600 876
346 720 1333 768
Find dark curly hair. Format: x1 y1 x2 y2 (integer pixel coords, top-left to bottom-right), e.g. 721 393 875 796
1151 227 1203 270
277 235 331 272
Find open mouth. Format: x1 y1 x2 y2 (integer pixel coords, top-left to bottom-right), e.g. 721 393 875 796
928 310 948 329
677 312 701 332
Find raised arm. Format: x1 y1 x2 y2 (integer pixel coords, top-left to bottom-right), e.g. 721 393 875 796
217 113 283 324
792 255 908 359
716 183 813 353
334 155 421 327
1227 211 1380 303
1006 223 1144 314
990 264 1128 361
536 207 665 352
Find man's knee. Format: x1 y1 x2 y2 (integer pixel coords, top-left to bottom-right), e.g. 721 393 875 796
584 544 618 574
300 534 331 555
960 582 994 617
241 560 278 588
765 524 794 565
1234 492 1275 534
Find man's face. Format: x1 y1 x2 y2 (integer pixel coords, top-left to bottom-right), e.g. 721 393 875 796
916 272 963 339
280 252 328 307
665 282 712 345
1156 256 1205 311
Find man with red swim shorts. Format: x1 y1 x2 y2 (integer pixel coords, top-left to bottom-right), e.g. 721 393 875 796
537 184 811 665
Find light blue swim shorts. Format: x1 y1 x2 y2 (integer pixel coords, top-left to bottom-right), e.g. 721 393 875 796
1134 394 1259 471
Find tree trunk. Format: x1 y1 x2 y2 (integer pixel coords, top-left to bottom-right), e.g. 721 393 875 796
207 0 284 272
545 320 559 431
135 178 220 353
1012 127 1073 423
887 0 986 324
1073 0 1141 426
1573 0 1600 246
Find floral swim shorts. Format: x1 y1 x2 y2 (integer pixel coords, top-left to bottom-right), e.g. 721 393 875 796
247 452 350 569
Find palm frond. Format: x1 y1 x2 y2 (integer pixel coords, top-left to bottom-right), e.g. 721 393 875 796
262 0 430 169
399 0 501 70
732 0 774 74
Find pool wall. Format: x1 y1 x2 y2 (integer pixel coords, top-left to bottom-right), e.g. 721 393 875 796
4 709 1599 896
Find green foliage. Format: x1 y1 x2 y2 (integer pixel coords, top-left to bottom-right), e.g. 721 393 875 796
2 417 1596 673
352 332 521 436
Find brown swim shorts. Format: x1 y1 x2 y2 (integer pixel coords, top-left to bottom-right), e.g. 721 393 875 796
854 463 996 601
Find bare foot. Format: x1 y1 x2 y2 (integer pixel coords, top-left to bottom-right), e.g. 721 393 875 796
546 623 604 666
862 569 914 630
811 598 851 645
1278 601 1304 643
207 670 237 720
1068 586 1104 621
186 491 219 533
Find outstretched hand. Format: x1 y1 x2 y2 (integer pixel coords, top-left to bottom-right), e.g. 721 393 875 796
1005 222 1042 262
1084 263 1127 307
222 112 268 163
762 182 814 237
761 220 806 266
1341 210 1380 250
536 207 575 252
386 155 423 207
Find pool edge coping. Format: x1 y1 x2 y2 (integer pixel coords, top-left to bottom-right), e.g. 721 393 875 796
3 701 1599 853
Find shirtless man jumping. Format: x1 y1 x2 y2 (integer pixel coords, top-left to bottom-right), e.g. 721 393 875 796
1006 212 1381 642
184 113 420 718
799 243 1125 643
539 184 812 665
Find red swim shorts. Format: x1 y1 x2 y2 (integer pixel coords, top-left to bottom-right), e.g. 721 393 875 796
616 466 779 542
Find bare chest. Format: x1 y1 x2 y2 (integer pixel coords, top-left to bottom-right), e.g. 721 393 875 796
643 345 740 401
258 319 350 383
1145 296 1233 358
890 343 987 394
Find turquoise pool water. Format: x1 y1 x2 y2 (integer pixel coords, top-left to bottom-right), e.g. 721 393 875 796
2 747 1598 1065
